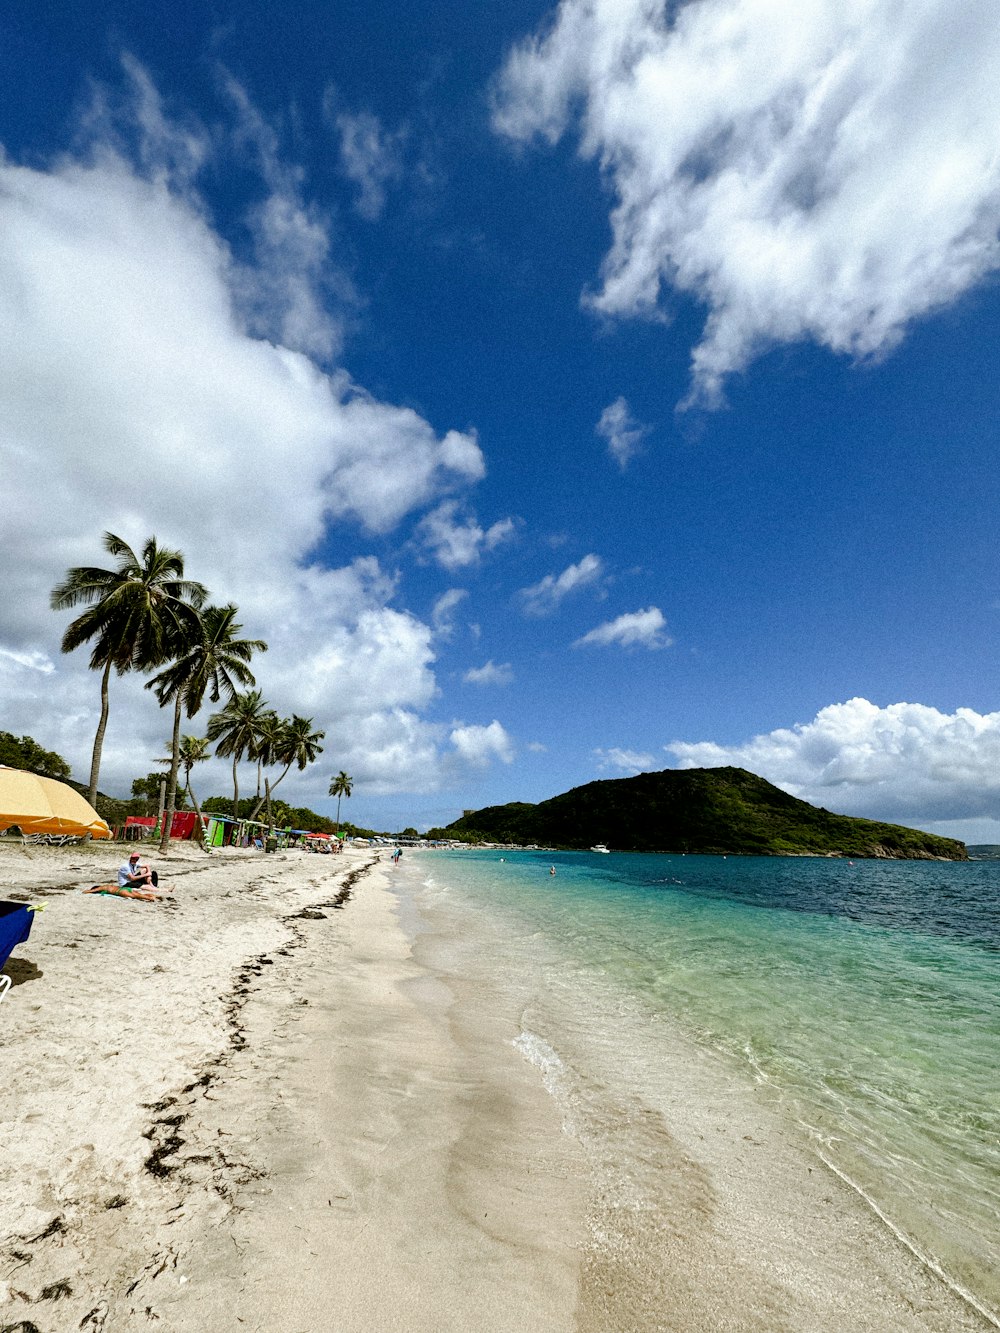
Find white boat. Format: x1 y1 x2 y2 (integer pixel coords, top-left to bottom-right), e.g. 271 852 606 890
591 843 610 854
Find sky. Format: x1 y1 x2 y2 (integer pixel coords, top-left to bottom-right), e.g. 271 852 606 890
2 0 1000 840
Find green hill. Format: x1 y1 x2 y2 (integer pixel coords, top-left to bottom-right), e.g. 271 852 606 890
434 767 967 860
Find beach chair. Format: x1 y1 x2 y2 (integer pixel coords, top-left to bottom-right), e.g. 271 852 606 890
0 900 37 1004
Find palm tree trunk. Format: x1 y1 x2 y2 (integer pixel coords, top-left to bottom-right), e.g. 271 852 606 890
265 776 273 827
336 794 342 833
250 760 291 821
186 774 206 846
232 754 240 822
159 692 183 853
88 657 114 807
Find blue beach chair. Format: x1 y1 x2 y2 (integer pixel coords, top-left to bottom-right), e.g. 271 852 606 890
0 900 37 1003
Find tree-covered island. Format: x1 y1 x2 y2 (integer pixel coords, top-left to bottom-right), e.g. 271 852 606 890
430 767 968 860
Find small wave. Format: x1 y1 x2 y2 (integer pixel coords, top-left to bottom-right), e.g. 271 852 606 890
513 1029 578 1135
815 1148 1000 1329
741 1039 776 1087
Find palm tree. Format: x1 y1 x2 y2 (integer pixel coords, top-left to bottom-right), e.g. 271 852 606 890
250 710 282 815
147 605 266 850
158 735 211 840
207 689 272 821
329 770 353 833
250 715 325 822
50 532 206 805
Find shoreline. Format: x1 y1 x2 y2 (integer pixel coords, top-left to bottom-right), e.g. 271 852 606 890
410 854 996 1332
0 844 992 1330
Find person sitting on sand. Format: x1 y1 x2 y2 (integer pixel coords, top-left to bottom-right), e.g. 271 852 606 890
118 851 158 890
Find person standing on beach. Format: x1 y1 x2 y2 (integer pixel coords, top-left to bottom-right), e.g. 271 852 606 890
118 851 158 889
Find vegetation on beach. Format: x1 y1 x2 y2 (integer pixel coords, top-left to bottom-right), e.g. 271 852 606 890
50 534 208 810
0 732 364 837
431 766 968 860
200 796 335 833
329 771 353 832
147 602 266 845
47 532 330 839
0 731 71 782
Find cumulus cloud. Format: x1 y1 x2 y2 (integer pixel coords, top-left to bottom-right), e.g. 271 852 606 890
595 747 656 773
331 105 406 221
666 698 1000 825
0 65 507 802
595 397 650 468
574 607 672 649
463 661 514 687
447 721 515 769
417 501 516 570
494 0 1000 405
520 553 605 616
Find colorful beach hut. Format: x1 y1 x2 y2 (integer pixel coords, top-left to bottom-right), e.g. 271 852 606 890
0 766 111 840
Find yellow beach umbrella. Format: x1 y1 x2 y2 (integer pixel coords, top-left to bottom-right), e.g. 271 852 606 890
0 766 112 839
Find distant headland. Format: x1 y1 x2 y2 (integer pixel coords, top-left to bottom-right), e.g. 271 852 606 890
429 767 968 860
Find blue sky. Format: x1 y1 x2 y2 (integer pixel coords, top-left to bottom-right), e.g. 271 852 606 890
2 0 1000 839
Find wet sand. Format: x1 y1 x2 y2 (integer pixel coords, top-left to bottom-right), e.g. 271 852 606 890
0 844 990 1331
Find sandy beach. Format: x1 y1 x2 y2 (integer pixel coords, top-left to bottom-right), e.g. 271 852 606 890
0 844 991 1332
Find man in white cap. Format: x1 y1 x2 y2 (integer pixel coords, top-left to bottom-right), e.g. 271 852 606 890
117 851 158 890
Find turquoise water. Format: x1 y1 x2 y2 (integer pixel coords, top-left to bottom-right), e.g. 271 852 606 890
421 850 1000 1321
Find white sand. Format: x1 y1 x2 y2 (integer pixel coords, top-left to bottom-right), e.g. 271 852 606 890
0 844 991 1332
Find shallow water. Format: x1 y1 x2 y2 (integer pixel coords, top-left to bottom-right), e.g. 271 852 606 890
419 850 1000 1322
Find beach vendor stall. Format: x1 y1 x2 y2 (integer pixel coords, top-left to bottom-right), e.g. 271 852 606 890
0 767 111 841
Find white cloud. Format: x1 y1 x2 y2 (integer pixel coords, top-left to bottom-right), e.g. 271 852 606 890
494 0 1000 406
431 588 469 639
325 709 445 797
526 740 548 753
595 746 656 773
574 606 672 649
331 106 405 221
417 501 516 570
463 661 514 686
221 68 352 364
595 397 650 468
82 52 210 194
0 648 55 675
0 68 509 801
520 553 605 616
447 721 515 769
666 698 1000 826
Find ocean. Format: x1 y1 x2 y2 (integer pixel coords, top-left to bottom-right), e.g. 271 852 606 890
415 849 1000 1325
